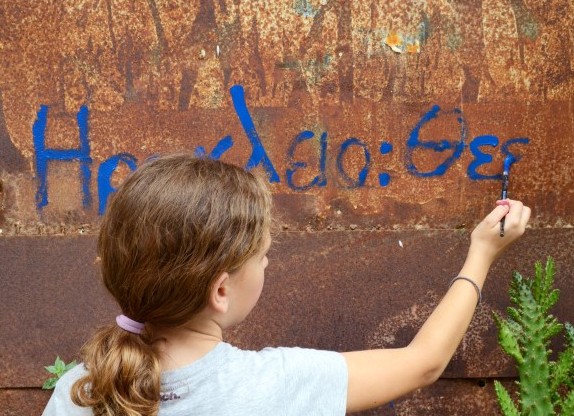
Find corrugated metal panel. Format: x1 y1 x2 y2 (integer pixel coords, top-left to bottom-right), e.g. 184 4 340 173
2 230 573 381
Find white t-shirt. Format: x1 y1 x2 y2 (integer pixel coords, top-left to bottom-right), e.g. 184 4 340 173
42 342 348 415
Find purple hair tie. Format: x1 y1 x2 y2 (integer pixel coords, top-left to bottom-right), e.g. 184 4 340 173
116 314 145 335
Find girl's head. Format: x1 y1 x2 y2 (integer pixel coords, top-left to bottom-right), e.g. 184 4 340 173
99 153 272 327
72 154 272 415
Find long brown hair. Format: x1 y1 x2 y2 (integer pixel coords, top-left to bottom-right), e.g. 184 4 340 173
71 154 272 415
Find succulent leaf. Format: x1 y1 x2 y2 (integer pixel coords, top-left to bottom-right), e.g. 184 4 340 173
495 380 520 416
561 390 574 414
551 349 574 393
494 313 525 365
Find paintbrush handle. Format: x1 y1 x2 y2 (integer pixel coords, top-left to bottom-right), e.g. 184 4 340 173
500 174 509 236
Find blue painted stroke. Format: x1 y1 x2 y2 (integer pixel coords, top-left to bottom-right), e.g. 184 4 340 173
194 135 234 160
97 153 138 214
286 130 327 191
467 136 529 181
230 85 280 182
406 105 466 177
467 135 499 180
33 105 92 209
379 141 393 187
337 138 371 188
501 137 529 174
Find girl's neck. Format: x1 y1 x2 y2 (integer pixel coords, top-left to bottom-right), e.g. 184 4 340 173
153 317 224 371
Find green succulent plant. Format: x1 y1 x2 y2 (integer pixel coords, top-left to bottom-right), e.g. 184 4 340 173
493 257 574 415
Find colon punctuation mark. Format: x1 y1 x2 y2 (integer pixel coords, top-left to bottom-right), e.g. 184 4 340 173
379 141 393 187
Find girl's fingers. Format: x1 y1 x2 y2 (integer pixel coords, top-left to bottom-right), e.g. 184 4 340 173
484 204 511 227
520 205 531 228
485 199 528 233
498 200 528 235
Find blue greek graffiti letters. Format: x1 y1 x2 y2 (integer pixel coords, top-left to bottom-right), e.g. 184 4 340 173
286 130 327 191
230 85 280 182
33 105 92 209
97 153 138 214
406 105 466 177
337 138 371 188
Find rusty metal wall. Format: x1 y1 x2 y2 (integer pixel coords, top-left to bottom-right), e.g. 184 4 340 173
1 1 573 414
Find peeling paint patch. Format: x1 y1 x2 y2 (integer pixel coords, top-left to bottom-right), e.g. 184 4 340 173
419 12 432 44
385 31 421 54
293 0 318 18
405 38 421 53
385 31 405 53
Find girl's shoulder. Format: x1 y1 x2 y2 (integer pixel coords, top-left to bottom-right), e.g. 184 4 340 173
60 362 88 384
42 364 90 416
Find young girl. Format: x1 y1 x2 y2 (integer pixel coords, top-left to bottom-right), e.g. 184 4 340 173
43 153 530 415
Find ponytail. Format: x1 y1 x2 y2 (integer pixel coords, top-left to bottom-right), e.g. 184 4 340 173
71 325 160 416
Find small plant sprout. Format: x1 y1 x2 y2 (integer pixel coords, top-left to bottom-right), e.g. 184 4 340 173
493 257 574 416
42 356 77 390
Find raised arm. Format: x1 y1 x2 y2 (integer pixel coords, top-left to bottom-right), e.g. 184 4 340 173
342 199 531 413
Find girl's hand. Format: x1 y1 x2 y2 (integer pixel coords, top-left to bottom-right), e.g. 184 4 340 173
469 199 531 264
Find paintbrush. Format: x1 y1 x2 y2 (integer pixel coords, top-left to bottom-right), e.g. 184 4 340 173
499 155 513 237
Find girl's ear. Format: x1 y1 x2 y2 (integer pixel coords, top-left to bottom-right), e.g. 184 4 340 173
209 272 230 314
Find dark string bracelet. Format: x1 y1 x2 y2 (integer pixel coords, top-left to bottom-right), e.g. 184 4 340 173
449 276 482 305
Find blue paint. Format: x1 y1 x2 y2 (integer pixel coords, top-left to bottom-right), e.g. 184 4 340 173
406 105 466 177
337 138 371 188
97 153 138 214
378 172 391 187
379 141 393 187
380 142 393 155
467 136 529 180
230 85 280 183
31 85 531 212
286 130 327 191
467 135 499 180
501 137 529 170
194 135 234 159
33 105 92 209
503 154 514 174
